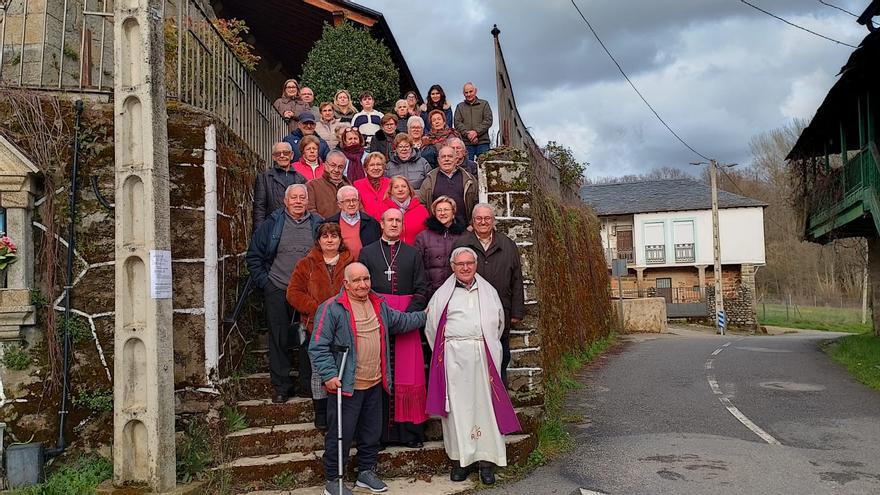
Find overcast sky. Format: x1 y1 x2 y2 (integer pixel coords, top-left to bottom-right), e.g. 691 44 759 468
367 0 870 178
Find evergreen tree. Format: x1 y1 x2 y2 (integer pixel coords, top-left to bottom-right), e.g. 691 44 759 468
301 22 400 112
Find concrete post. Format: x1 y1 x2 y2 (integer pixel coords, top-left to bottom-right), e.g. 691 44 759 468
635 268 645 297
203 125 219 383
697 265 707 298
869 238 880 337
112 0 176 491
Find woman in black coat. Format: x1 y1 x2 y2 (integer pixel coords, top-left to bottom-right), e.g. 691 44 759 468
413 196 468 295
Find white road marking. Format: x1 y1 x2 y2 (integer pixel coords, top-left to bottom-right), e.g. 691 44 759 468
722 342 732 347
707 375 722 395
719 396 782 445
705 359 714 370
580 489 609 495
711 348 723 356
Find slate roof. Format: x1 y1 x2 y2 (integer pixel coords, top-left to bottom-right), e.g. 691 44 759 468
579 179 767 216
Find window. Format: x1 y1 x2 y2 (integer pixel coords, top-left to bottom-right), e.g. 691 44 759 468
644 222 665 264
673 220 695 263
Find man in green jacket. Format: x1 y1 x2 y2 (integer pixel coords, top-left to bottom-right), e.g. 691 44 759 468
454 82 493 161
309 262 426 495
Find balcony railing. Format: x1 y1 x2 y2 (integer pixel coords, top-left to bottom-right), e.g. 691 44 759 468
674 243 695 263
645 245 665 264
0 0 284 167
604 247 635 266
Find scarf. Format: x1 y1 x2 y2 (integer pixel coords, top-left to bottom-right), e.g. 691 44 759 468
392 196 411 213
425 127 459 147
341 144 366 181
368 176 382 189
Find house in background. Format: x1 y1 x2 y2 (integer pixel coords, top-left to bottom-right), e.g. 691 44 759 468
580 179 767 325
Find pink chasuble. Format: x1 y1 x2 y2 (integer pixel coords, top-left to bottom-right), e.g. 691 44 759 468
381 293 428 424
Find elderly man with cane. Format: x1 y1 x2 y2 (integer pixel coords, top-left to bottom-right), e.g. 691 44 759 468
310 262 427 495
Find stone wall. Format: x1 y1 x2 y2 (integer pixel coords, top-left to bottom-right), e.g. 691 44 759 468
706 264 758 329
0 93 262 448
480 150 541 407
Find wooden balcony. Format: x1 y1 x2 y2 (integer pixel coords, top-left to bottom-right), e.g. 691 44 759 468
806 141 880 243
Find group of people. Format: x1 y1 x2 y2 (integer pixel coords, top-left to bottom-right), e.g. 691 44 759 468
248 82 522 495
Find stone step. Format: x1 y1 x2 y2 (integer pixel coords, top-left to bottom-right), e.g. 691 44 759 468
219 434 535 490
241 476 475 494
236 372 307 400
226 407 541 458
226 420 445 458
238 398 315 427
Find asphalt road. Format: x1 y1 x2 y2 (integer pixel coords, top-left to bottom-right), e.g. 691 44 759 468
486 327 880 495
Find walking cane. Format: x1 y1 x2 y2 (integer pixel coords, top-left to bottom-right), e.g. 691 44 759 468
330 344 349 494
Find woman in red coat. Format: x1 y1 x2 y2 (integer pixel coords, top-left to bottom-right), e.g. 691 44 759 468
353 152 391 220
383 175 429 245
286 222 354 429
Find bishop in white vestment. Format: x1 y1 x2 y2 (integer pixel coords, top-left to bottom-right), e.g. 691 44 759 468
425 247 520 484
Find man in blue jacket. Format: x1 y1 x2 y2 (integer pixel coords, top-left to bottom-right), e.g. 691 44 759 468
309 262 426 495
283 111 330 162
246 184 323 403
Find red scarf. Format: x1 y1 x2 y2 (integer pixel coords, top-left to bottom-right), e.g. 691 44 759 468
341 144 366 182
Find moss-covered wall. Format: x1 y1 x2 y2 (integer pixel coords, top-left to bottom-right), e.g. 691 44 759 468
0 91 262 450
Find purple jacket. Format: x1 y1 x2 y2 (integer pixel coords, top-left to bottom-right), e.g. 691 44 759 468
413 216 467 295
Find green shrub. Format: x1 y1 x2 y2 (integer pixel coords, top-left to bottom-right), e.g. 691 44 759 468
9 455 111 495
177 421 213 483
72 386 113 414
301 22 401 111
221 406 248 433
59 315 91 345
3 345 32 370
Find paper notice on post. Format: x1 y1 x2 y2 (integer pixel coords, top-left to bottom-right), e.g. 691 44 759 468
150 250 173 299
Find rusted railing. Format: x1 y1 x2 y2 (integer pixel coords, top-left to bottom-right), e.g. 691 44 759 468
0 0 283 166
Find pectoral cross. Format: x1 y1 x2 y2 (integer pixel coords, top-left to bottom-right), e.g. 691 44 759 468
384 268 395 281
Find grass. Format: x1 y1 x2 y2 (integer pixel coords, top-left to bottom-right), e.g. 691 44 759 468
72 386 113 414
531 333 617 464
758 302 871 333
825 333 880 390
221 405 248 433
9 455 111 495
177 420 213 483
2 344 32 370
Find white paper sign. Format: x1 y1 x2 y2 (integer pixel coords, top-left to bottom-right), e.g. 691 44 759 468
150 250 173 299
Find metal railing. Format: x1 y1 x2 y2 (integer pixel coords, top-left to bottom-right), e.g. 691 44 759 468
645 244 665 264
604 247 635 266
0 0 284 166
674 243 695 263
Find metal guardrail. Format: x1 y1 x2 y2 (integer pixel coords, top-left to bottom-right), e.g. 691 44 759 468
0 0 283 166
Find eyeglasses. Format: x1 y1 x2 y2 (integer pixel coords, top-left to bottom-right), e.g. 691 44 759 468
435 208 454 214
326 163 345 170
339 198 359 204
300 122 316 127
473 216 493 223
272 150 292 157
452 261 476 267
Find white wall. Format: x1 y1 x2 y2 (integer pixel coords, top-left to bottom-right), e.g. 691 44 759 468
631 207 765 267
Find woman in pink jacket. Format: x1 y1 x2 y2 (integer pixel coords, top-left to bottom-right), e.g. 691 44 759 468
353 152 391 220
382 175 429 245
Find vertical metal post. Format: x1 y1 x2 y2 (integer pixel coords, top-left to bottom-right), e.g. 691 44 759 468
19 0 28 85
710 159 724 335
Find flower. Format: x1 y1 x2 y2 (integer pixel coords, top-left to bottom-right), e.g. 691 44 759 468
0 234 19 270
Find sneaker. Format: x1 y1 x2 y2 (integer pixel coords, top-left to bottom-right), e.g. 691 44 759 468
323 480 353 495
355 469 388 493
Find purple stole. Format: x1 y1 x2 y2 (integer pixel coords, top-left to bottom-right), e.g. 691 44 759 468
425 304 521 435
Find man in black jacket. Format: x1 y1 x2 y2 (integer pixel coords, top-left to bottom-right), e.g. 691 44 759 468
453 203 525 384
252 141 307 232
323 185 380 260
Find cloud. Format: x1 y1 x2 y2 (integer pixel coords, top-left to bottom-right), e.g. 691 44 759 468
370 0 872 176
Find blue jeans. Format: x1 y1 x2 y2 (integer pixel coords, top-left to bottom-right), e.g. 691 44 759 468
466 143 490 161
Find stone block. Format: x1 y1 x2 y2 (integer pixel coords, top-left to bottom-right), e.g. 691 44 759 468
173 313 207 387
484 159 530 193
2 14 47 46
620 297 667 333
486 192 506 217
72 264 115 315
171 262 204 309
511 348 541 368
497 218 533 243
509 191 532 218
0 288 30 307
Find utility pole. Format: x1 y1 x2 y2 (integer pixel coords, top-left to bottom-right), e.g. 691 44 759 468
710 159 724 335
692 159 734 335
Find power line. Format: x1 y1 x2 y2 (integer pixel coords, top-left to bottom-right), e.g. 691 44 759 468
739 0 858 48
569 0 712 162
817 0 858 18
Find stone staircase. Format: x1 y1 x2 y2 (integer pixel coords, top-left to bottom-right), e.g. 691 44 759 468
218 343 539 493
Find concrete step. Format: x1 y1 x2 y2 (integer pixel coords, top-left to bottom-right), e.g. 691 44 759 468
241 476 475 494
238 397 315 427
219 434 535 489
236 372 305 400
